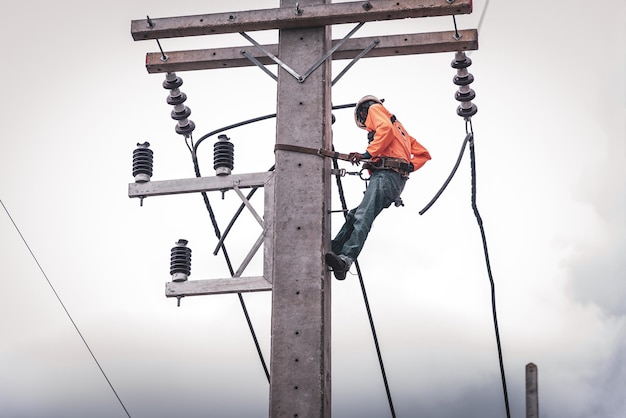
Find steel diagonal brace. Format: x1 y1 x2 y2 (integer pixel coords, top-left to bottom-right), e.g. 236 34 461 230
217 186 265 279
240 22 365 83
213 184 265 255
233 232 265 278
241 50 278 81
232 185 265 227
240 31 303 81
332 39 379 86
300 22 364 81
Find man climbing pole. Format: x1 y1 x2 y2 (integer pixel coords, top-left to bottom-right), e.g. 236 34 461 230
325 95 431 280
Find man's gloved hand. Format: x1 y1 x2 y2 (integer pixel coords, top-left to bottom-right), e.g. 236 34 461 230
348 152 365 165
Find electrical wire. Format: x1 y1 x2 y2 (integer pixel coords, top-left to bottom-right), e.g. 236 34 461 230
331 156 397 418
180 103 360 384
187 136 271 384
466 120 510 418
0 198 132 418
418 119 511 418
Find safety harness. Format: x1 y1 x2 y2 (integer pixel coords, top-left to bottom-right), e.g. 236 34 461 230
274 144 413 178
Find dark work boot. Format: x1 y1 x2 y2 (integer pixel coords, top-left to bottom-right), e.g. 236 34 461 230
325 252 352 280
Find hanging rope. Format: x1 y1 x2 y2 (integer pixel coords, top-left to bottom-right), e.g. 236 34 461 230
331 156 397 418
1 199 132 418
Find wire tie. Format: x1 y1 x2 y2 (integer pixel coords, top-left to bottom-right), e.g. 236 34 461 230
146 15 154 28
295 2 303 15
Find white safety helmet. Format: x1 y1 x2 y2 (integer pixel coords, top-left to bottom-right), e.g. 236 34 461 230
354 95 382 129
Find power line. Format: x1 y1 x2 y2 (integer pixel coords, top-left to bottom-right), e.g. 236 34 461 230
0 198 132 418
331 154 397 418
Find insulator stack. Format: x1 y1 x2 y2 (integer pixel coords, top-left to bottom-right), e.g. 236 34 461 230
213 134 234 176
452 51 478 119
163 72 196 137
170 239 191 282
132 142 153 183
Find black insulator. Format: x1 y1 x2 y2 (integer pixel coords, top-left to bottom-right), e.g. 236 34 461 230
175 120 196 136
457 103 478 119
166 92 188 106
163 75 183 90
171 106 192 120
455 88 476 102
170 239 192 282
451 56 472 69
213 134 234 176
132 142 153 183
162 72 195 137
453 72 475 86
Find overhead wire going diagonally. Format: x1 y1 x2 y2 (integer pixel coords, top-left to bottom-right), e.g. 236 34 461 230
331 155 397 418
0 199 132 418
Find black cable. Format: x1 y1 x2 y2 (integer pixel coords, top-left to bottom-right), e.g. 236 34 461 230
212 165 275 256
419 132 471 215
331 157 396 418
0 199 132 418
189 148 271 383
192 102 356 156
466 123 510 418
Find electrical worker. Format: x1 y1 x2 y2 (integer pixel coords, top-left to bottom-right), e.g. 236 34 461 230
325 95 431 280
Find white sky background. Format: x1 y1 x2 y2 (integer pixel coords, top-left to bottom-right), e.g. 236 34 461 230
0 0 624 417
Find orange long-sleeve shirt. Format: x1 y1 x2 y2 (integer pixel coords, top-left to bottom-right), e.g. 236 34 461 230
364 103 431 171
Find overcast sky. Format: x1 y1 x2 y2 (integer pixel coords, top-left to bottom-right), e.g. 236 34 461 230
1 1 624 417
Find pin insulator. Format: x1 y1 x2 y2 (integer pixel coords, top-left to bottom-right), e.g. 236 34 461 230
132 142 153 183
170 239 191 282
213 134 234 176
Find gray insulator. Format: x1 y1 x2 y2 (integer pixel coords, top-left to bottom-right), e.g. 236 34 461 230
453 71 475 86
171 106 192 121
175 120 196 136
213 134 234 176
451 55 472 69
163 73 183 90
457 103 478 119
167 91 187 106
455 88 476 102
162 72 195 137
170 239 191 282
132 142 153 183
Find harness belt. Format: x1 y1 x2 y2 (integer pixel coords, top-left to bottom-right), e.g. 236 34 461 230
274 143 412 177
274 143 351 161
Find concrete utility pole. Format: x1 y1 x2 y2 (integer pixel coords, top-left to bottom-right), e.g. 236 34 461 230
269 1 332 415
526 363 539 418
129 1 477 416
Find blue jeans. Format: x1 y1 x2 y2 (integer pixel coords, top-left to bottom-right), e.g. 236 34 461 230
331 169 406 261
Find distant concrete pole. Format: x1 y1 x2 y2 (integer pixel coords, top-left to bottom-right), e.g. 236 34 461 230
526 362 539 418
269 0 332 416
